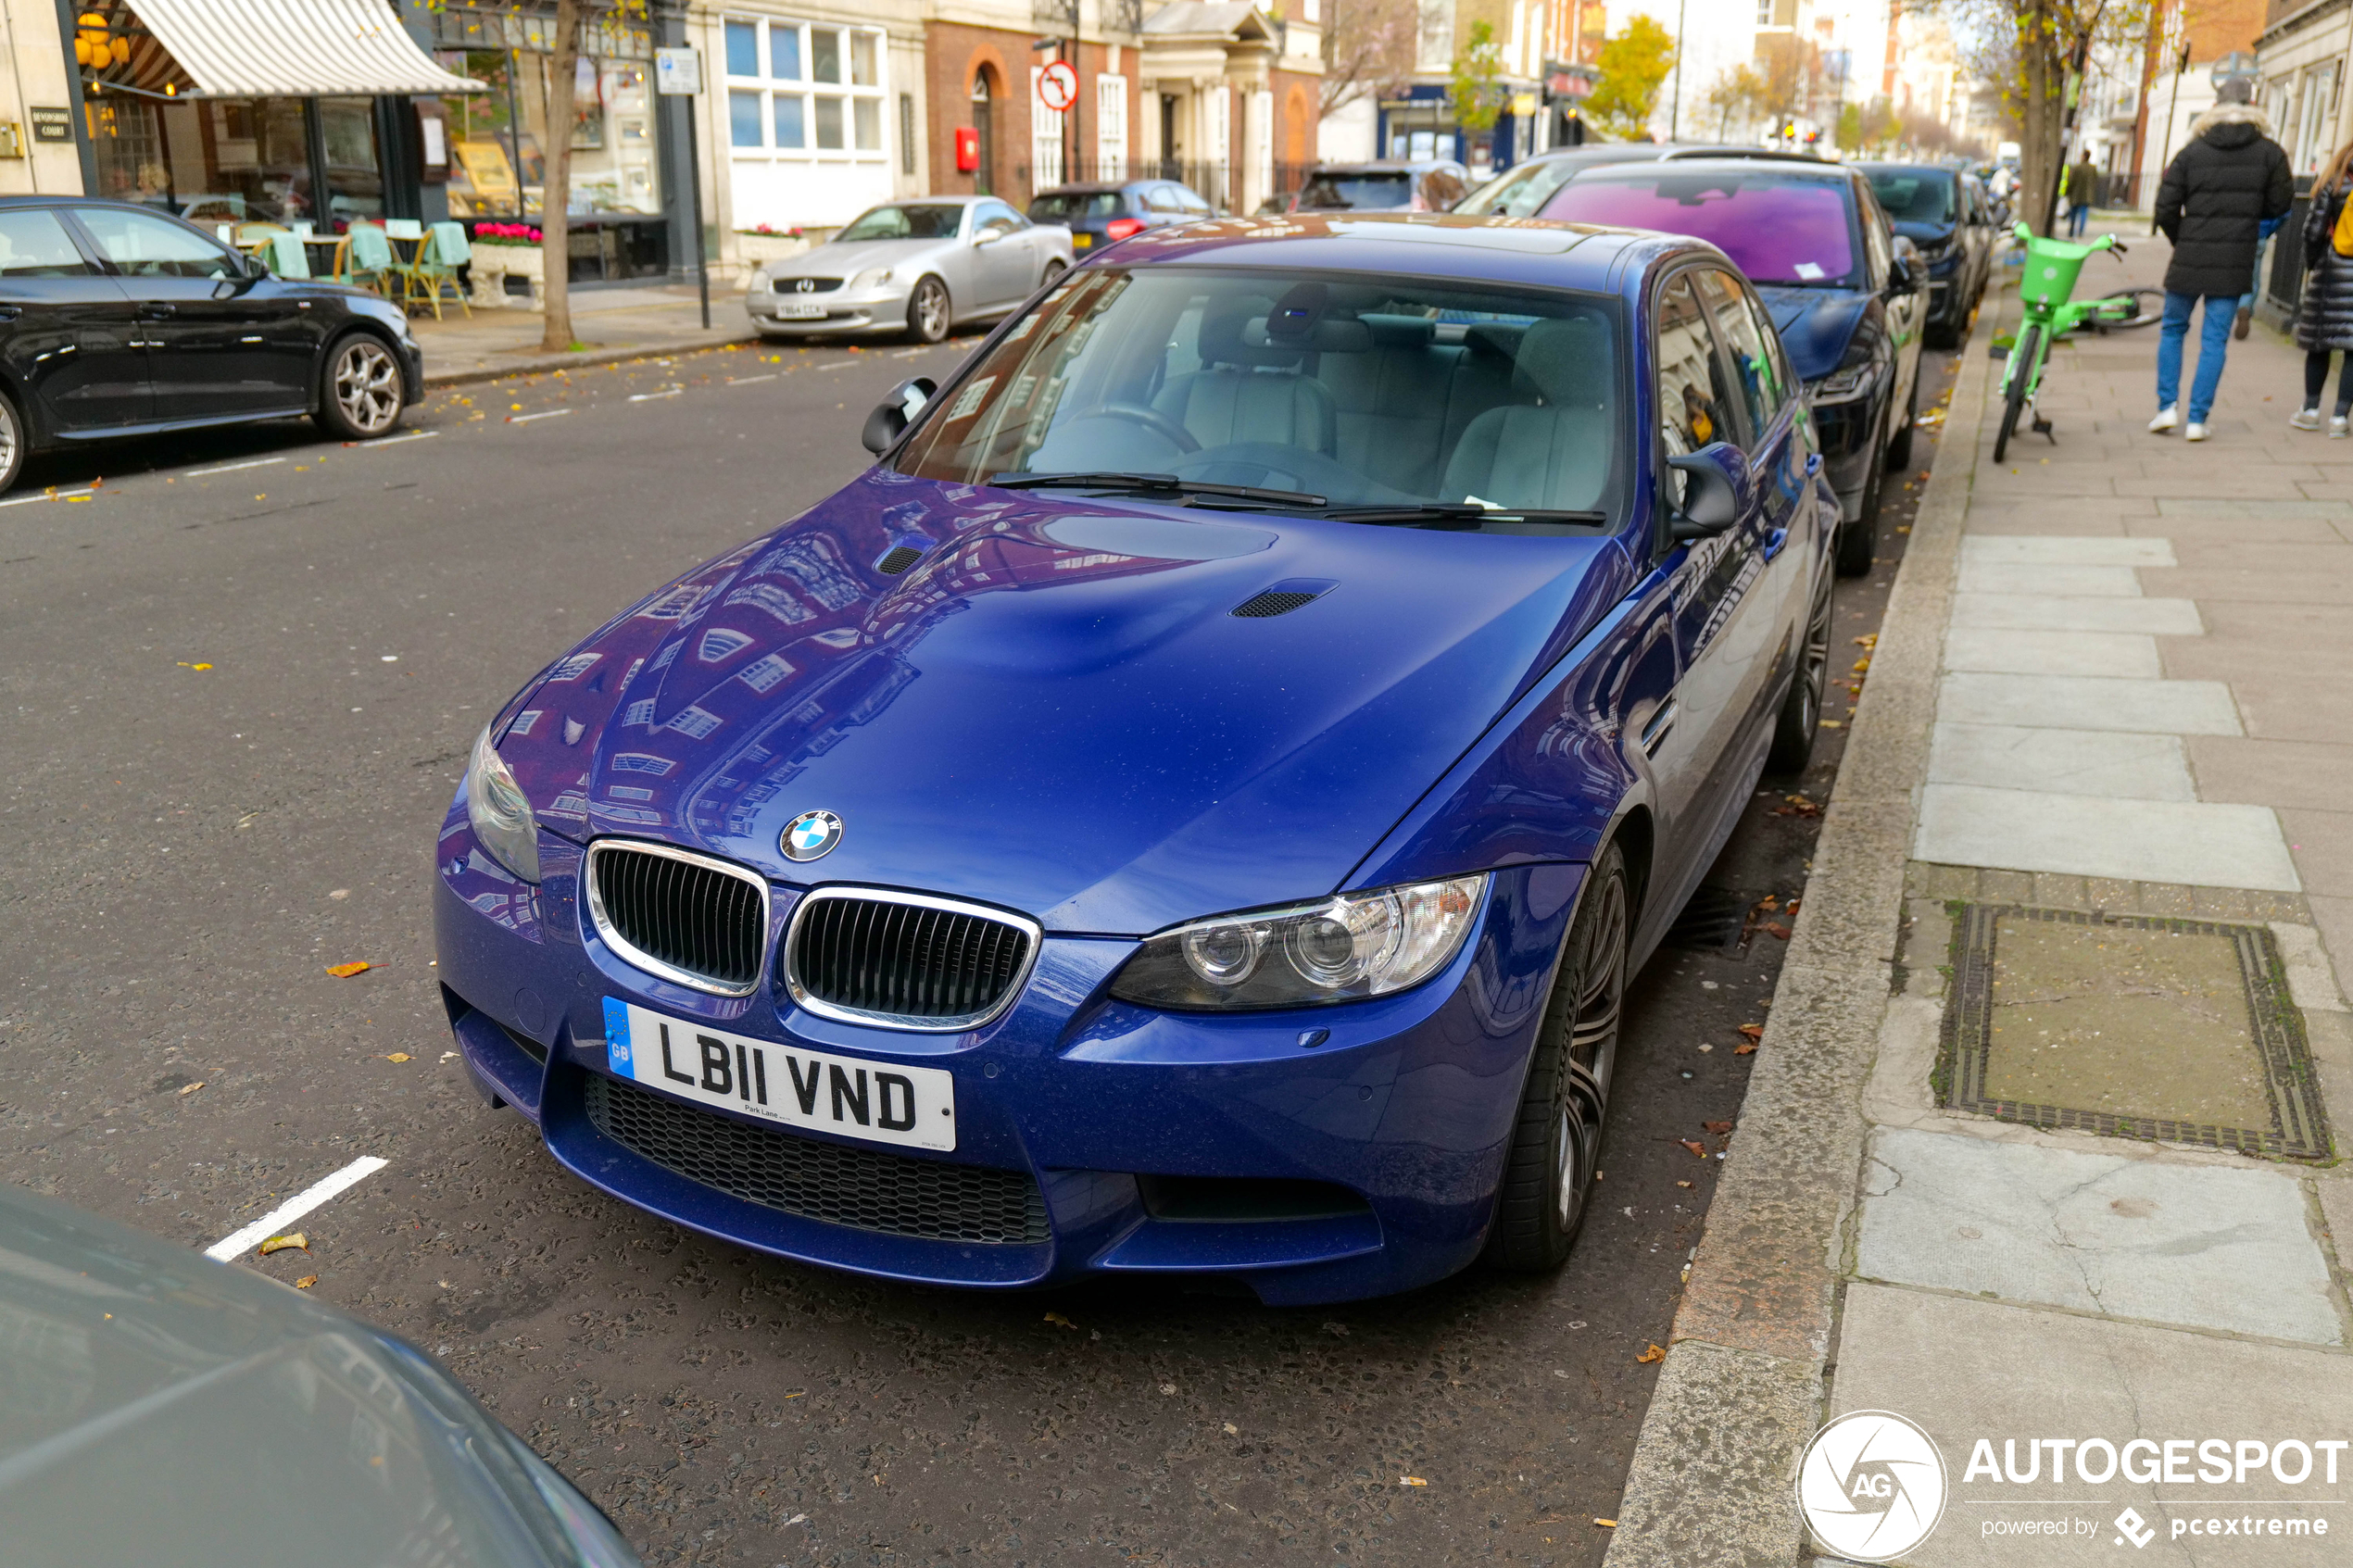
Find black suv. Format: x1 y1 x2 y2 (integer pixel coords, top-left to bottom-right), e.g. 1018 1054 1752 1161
0 197 422 493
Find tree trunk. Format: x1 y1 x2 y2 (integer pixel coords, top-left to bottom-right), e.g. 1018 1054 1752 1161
2017 0 2066 238
539 0 584 353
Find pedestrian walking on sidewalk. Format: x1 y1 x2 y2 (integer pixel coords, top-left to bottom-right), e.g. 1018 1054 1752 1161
2066 151 2099 238
2292 136 2353 435
2150 77 2292 441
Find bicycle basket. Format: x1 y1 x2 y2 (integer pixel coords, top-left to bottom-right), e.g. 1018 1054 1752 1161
2018 238 2095 307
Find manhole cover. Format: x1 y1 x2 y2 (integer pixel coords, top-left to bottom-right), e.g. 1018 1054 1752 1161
1665 886 1751 952
1939 905 2329 1159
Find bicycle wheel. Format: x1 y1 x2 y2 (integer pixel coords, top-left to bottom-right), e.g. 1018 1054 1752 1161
2092 288 2163 329
1994 324 2039 463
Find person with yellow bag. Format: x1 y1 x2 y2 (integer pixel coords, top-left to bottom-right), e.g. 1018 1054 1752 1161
2292 136 2353 435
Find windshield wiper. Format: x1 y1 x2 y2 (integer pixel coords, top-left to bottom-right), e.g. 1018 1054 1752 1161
989 470 1328 507
1318 503 1611 527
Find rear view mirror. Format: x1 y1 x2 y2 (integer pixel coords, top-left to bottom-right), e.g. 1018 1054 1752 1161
862 376 937 455
1667 443 1752 539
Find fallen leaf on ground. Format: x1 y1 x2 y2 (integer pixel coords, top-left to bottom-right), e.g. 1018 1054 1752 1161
1677 1180 1694 1188
1755 895 1779 911
1784 898 1801 914
1735 1041 1758 1055
384 1053 411 1062
1401 1476 1429 1486
1044 1311 1076 1328
176 1081 205 1096
258 1234 307 1257
1819 719 1843 728
177 661 212 671
294 1275 318 1289
1853 633 1877 648
1636 1343 1666 1364
1737 1023 1764 1041
1703 1121 1734 1135
1679 1139 1707 1158
1595 1518 1618 1527
1762 922 1793 939
325 961 373 978
1851 658 1871 673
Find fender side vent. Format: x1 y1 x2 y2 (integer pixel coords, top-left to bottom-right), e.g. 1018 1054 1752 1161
1232 590 1318 618
877 546 924 575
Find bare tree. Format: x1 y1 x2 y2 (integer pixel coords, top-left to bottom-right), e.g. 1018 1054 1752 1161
1704 63 1769 140
1322 0 1420 119
1935 0 2147 235
540 0 585 354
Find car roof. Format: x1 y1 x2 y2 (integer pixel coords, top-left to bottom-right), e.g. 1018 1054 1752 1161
1572 155 1856 184
1309 160 1465 174
1854 160 1955 176
1034 182 1134 195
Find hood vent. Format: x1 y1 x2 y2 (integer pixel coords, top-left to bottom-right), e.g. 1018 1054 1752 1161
1230 578 1337 619
877 546 924 575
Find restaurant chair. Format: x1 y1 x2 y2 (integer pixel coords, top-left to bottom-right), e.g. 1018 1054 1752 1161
399 221 472 320
339 222 396 295
261 231 310 280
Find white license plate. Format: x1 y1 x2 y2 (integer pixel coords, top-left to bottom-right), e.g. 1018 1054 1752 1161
773 302 826 320
602 1001 956 1151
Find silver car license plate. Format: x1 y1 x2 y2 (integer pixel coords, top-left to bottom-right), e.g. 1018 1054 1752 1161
773 302 826 320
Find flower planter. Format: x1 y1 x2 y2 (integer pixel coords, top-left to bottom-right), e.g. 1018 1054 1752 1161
470 243 545 310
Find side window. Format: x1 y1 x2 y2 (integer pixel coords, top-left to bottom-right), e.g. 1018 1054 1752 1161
1656 271 1737 466
1696 268 1780 439
1746 290 1800 424
1856 185 1893 288
76 207 239 279
0 209 94 277
974 199 1022 235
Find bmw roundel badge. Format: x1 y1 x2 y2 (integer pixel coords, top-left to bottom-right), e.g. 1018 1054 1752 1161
781 809 843 862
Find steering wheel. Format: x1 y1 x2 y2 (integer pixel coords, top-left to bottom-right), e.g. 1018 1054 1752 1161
1079 401 1201 455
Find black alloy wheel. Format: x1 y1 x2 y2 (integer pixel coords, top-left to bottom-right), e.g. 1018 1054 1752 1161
906 276 950 345
315 334 404 439
1768 567 1835 772
1487 840 1629 1273
1834 436 1883 578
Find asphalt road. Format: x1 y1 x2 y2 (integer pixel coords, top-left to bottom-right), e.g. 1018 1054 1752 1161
0 328 1956 1567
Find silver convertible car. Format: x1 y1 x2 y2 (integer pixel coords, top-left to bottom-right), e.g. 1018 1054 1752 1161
747 195 1075 345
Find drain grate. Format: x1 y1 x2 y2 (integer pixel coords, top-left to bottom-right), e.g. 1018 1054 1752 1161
1664 886 1752 952
1939 904 2330 1160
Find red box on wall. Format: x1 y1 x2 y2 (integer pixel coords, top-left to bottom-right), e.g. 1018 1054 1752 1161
954 127 979 173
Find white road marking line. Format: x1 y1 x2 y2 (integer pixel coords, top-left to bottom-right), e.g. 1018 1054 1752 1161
889 347 932 358
204 1155 388 1261
363 430 440 446
817 360 857 370
508 408 573 422
0 487 94 508
726 373 778 385
186 458 286 478
628 388 683 401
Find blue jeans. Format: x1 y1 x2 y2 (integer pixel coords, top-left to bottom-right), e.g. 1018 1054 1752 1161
2068 202 2091 237
2157 292 2236 423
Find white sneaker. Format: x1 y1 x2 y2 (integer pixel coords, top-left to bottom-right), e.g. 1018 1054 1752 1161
2148 406 2180 433
2334 416 2350 439
2292 407 2323 431
2185 422 2210 442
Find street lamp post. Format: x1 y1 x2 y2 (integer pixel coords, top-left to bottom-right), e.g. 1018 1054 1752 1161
1669 0 1688 140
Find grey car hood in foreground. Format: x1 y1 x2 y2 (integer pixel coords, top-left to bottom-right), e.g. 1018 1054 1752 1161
0 1182 635 1568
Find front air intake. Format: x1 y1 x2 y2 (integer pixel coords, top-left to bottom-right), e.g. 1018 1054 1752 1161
784 888 1039 1032
585 842 769 997
1231 590 1320 618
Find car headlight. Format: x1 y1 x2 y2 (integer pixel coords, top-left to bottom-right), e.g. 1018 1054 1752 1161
851 267 894 291
750 268 770 292
464 723 540 884
1107 874 1488 1010
1808 335 1879 404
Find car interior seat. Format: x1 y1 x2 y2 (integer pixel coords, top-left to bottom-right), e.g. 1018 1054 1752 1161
1440 314 1614 511
1153 299 1339 457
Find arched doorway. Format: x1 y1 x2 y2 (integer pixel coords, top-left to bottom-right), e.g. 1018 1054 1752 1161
970 69 997 195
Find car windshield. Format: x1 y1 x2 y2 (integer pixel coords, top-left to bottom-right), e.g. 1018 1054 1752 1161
1540 170 1862 288
1296 172 1413 210
837 203 963 242
1456 158 1581 218
1030 191 1124 220
1865 169 1955 224
892 267 1625 532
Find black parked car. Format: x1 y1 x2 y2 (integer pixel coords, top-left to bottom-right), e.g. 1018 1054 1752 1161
1857 161 1996 347
0 197 422 494
1026 179 1214 256
1540 157 1924 576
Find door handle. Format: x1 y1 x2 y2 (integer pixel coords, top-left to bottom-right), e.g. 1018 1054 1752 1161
137 303 176 320
1765 527 1790 561
1638 698 1679 758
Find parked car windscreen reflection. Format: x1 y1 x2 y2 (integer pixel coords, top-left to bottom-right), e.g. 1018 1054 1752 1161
837 203 963 241
891 268 1626 528
1541 169 1865 289
1865 169 1956 225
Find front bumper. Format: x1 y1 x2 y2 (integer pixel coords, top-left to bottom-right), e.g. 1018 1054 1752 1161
745 286 909 335
432 803 1582 1305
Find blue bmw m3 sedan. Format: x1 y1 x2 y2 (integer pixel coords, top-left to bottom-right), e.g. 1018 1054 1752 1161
434 212 1840 1305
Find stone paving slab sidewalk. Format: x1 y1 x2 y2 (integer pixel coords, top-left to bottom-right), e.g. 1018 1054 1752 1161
408 282 754 386
1606 233 2353 1567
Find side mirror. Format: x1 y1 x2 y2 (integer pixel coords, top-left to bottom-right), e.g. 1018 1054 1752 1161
861 376 937 456
972 227 1000 246
1667 442 1753 540
1889 238 1919 295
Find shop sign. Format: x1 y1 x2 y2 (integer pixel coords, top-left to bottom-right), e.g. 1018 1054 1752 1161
28 107 72 144
654 46 700 95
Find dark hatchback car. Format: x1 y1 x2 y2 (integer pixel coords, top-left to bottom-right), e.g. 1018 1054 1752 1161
1541 157 1923 576
1291 159 1469 214
1857 161 1996 347
1027 180 1215 257
0 196 422 494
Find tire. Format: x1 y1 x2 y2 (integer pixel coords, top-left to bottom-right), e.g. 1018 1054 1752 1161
1834 438 1883 577
1040 259 1068 288
1994 324 2038 464
1768 567 1835 772
905 276 950 345
1485 841 1629 1273
0 387 26 497
1885 369 1919 470
2102 288 2163 329
313 333 406 440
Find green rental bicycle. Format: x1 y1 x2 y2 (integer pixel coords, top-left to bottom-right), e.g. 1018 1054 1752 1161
1994 221 2163 462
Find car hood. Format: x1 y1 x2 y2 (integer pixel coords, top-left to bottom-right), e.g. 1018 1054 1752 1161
1755 285 1872 383
1890 220 1957 247
498 473 1633 935
770 237 944 278
0 1184 621 1568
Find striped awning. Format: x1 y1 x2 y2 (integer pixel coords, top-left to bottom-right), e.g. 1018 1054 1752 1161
123 0 484 96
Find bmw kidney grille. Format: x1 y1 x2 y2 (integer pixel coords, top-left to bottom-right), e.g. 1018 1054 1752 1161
586 843 768 996
786 890 1038 1031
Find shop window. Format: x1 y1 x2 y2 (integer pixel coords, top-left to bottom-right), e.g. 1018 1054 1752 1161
815 97 844 150
434 43 662 225
731 89 764 147
812 30 842 85
774 96 805 149
849 33 877 89
319 98 383 226
725 21 759 77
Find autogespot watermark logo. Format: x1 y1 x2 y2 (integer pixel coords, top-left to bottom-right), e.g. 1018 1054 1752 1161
1799 1410 1951 1562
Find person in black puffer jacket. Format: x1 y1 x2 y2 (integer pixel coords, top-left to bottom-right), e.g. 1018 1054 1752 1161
2152 80 2292 440
2293 138 2353 434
